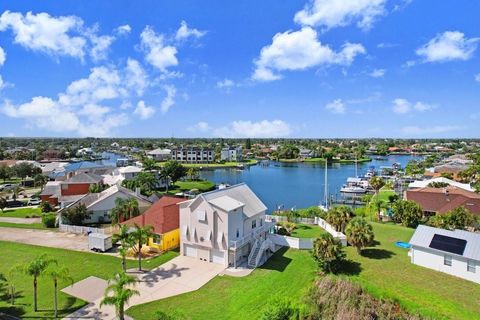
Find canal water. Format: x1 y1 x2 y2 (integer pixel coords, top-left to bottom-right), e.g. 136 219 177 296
200 155 421 211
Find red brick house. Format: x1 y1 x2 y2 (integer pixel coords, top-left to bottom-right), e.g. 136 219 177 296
405 186 480 216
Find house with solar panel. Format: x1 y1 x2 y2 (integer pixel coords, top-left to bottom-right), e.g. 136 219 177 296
409 225 480 283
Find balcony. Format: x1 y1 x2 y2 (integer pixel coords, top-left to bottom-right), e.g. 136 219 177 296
229 221 275 250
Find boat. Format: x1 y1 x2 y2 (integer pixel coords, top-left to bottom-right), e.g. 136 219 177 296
374 156 387 160
340 185 367 194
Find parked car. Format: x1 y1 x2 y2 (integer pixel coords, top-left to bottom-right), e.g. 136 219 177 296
0 184 14 191
6 200 26 208
27 198 42 206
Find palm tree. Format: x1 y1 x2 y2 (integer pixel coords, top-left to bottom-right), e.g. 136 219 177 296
24 254 57 311
46 266 73 318
326 206 353 233
369 176 385 195
129 224 154 271
135 172 157 194
371 198 385 219
101 272 139 320
33 173 47 190
142 157 157 171
187 167 199 181
111 198 140 224
312 233 345 273
113 224 132 272
345 217 375 254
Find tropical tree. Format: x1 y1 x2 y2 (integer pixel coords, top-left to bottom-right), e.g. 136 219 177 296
113 224 133 271
142 157 157 171
160 160 186 185
134 172 157 194
186 167 199 181
312 233 345 273
62 203 90 225
392 199 424 228
370 198 385 218
326 206 353 233
46 266 73 318
33 173 47 190
345 217 375 254
129 224 154 271
101 272 139 320
0 164 12 182
111 198 140 224
369 176 385 195
428 206 475 231
0 197 7 213
24 254 57 312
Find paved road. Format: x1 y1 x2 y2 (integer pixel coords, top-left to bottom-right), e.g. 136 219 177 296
63 256 225 319
0 217 41 224
0 227 89 251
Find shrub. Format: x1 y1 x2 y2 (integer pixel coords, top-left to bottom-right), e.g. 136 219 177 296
312 233 345 273
260 297 300 320
392 199 424 228
40 201 53 213
42 213 57 228
297 206 325 218
155 310 186 320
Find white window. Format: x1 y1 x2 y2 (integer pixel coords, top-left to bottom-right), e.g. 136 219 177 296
444 255 452 266
467 260 476 273
196 210 206 221
252 219 257 229
236 228 240 238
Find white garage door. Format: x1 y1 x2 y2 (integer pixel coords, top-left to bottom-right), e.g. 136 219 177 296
211 249 225 265
184 244 197 257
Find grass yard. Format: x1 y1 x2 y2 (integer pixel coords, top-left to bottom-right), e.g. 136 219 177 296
0 222 47 229
173 180 215 192
290 223 326 238
338 223 480 319
0 241 178 319
1 207 42 218
127 248 317 320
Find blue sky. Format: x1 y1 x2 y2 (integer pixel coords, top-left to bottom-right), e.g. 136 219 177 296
0 0 479 138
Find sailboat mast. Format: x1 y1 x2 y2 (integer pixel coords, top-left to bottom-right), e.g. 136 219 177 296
324 160 328 208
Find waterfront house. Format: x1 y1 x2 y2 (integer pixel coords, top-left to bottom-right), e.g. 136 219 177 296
221 146 243 162
405 186 480 216
171 147 214 163
179 183 274 268
147 148 172 161
59 185 152 224
122 196 184 251
408 177 474 192
409 225 480 284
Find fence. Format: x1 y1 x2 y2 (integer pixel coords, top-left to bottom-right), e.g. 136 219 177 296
268 234 313 249
265 215 316 225
59 223 116 235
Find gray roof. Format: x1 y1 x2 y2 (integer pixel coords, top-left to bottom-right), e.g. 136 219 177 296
64 172 103 184
410 225 480 261
40 181 61 196
197 183 267 217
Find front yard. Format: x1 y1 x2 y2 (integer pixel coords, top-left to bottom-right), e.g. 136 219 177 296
1 207 42 218
0 241 178 319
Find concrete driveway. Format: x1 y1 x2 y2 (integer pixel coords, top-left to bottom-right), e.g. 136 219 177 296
0 227 89 251
64 256 225 319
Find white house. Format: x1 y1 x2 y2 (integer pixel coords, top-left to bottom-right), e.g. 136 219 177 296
147 148 171 161
60 185 152 224
408 177 474 192
179 183 275 268
221 147 243 162
409 225 480 284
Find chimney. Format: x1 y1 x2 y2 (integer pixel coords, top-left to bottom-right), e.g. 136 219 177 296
135 187 141 196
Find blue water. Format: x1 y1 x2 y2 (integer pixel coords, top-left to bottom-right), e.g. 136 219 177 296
396 241 412 249
200 155 420 211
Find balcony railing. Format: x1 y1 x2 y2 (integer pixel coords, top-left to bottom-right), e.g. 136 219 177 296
229 221 275 249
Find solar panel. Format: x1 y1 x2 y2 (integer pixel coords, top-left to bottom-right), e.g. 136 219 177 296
429 234 466 256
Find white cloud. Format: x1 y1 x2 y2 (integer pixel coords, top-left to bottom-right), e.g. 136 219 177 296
89 34 114 61
294 0 386 31
134 100 155 119
368 68 385 78
115 24 131 36
392 98 435 114
252 27 365 81
125 58 148 96
325 99 345 114
175 21 206 41
216 78 235 88
416 31 479 63
160 85 176 113
188 121 211 132
0 46 5 66
140 26 178 72
400 125 462 136
0 11 87 59
214 120 291 138
475 73 480 82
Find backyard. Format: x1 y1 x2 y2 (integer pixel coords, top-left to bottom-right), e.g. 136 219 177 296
128 222 480 320
289 223 326 238
0 241 178 318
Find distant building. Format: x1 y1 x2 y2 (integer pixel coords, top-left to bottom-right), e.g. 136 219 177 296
42 149 62 160
171 147 214 163
405 186 480 216
221 147 243 162
408 177 474 192
409 225 480 284
147 148 172 161
299 148 314 159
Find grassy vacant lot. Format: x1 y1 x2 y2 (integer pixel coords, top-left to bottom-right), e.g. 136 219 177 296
290 223 326 238
127 248 317 320
0 241 178 319
1 207 42 218
339 223 480 319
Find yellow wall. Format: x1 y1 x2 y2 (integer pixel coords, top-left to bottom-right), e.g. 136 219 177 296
148 228 180 251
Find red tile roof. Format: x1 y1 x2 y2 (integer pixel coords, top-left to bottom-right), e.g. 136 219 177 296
406 186 480 215
122 196 184 234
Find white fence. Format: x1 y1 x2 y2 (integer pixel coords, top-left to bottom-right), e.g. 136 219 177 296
268 234 313 249
315 217 347 246
265 215 315 225
59 223 116 235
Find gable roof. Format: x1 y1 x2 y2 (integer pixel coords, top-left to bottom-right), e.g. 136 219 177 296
192 183 267 217
40 181 61 196
406 186 480 215
408 177 474 192
122 196 183 234
117 166 142 174
410 225 480 261
64 172 103 184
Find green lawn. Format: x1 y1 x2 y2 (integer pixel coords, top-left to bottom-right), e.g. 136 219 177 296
127 248 317 320
0 241 178 319
337 223 480 320
290 223 326 238
1 207 42 218
0 222 48 229
173 180 215 192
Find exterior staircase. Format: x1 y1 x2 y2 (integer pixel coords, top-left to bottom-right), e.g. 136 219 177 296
248 243 262 268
